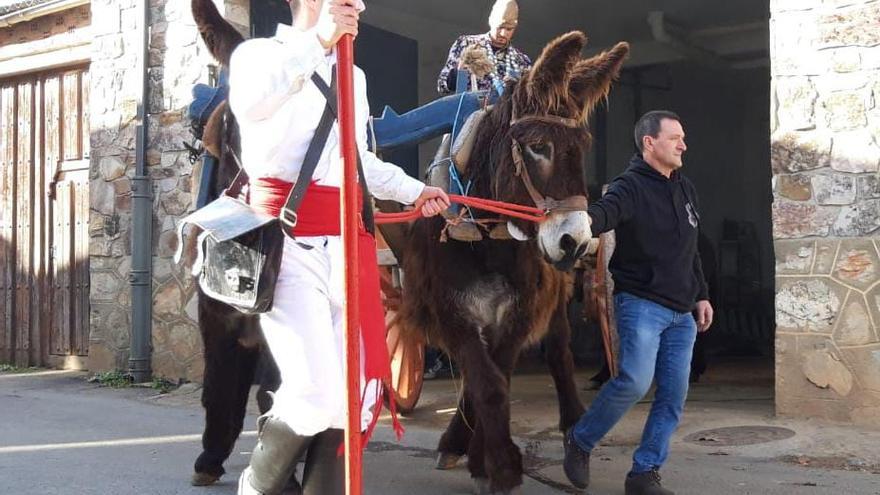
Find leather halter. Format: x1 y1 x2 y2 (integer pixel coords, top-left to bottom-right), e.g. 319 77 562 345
509 113 589 214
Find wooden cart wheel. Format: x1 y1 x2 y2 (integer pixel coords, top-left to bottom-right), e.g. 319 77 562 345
379 265 425 414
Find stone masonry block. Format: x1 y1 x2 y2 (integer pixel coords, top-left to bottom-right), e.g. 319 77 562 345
831 48 862 73
771 132 831 173
152 257 175 284
776 334 854 420
823 91 867 131
776 79 819 131
167 321 200 363
833 294 876 347
160 189 191 217
87 343 124 374
818 3 880 48
773 201 838 238
812 174 857 205
813 240 839 274
802 348 854 396
99 155 127 182
867 283 880 343
153 280 184 323
775 240 815 275
856 199 880 234
771 11 824 75
776 278 847 333
858 175 880 199
776 174 813 200
157 229 179 259
839 346 880 393
91 270 124 302
830 205 861 236
833 239 879 290
90 180 116 216
831 130 880 174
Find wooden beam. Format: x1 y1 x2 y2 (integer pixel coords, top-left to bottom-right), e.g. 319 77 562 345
0 43 90 79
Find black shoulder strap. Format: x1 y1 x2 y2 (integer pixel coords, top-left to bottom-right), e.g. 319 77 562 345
311 69 375 234
279 71 339 227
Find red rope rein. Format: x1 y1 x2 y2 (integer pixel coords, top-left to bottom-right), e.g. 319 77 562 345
375 194 546 224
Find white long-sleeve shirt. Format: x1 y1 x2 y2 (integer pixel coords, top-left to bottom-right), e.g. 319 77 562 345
228 23 424 205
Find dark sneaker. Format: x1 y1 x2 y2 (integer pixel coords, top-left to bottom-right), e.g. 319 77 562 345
563 428 590 489
625 469 674 495
423 356 451 380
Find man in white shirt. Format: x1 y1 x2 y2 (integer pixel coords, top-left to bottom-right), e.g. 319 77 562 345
229 1 449 494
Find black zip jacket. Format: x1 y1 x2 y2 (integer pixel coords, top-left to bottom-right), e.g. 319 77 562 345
588 155 709 313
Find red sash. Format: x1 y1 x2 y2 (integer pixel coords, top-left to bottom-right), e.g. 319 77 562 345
250 177 401 442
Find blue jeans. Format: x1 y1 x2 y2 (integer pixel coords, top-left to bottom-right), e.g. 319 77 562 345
572 292 697 474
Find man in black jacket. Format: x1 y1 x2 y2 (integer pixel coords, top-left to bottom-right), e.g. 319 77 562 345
563 110 713 495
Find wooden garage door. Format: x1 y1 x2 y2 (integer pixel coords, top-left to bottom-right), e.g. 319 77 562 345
0 66 90 368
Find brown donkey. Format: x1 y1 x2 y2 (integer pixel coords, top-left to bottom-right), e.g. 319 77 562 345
188 0 282 486
399 32 629 494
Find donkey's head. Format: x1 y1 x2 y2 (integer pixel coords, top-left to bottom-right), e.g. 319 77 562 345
470 32 628 270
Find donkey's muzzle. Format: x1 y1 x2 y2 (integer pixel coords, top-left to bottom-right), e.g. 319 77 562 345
554 233 588 272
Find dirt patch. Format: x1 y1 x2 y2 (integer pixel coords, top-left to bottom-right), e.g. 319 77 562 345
778 455 880 474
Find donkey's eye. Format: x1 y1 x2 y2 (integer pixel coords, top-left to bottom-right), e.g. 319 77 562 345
528 143 552 157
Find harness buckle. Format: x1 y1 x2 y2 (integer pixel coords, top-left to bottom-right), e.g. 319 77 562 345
279 208 298 229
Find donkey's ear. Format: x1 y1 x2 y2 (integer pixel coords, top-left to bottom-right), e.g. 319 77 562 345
525 31 588 108
192 0 245 66
568 42 630 121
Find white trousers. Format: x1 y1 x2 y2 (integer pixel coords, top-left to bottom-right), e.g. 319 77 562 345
259 235 378 436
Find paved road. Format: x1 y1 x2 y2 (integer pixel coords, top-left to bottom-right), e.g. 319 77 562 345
1 370 878 494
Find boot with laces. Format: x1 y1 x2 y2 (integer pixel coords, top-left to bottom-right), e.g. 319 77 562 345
624 469 674 495
562 428 590 489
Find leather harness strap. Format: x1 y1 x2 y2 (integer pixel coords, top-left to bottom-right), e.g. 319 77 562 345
509 111 588 215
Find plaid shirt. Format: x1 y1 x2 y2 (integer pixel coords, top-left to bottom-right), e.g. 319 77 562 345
437 33 532 95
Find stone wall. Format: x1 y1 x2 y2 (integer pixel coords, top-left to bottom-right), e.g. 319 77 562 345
771 0 880 426
88 0 245 382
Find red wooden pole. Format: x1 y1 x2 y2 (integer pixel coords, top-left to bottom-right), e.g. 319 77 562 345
336 35 363 495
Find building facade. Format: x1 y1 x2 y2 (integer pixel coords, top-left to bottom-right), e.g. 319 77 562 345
0 0 877 426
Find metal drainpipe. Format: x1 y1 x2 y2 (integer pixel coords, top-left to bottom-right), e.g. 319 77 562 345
128 0 152 382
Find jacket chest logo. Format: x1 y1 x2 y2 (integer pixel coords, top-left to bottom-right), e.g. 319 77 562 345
685 203 699 228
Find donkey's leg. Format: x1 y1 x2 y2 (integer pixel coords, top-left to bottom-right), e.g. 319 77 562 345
193 301 259 485
436 389 476 470
543 298 586 432
475 332 533 493
255 344 282 414
456 332 523 493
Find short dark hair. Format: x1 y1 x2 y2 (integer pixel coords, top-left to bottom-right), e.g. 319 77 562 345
634 110 680 153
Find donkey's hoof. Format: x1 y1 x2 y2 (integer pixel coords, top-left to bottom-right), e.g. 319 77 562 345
472 477 521 495
472 477 491 495
191 471 221 486
435 452 461 470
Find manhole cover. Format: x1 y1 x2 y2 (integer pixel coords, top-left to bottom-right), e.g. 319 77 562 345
684 426 796 447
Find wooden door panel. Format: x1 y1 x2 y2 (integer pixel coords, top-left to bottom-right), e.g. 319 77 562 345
0 84 14 362
1 66 90 367
15 80 33 366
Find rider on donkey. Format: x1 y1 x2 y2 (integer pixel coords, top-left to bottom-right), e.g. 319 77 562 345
437 0 532 95
228 1 449 493
425 0 533 381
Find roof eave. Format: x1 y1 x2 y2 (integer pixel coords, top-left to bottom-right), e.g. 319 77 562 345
0 0 89 28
